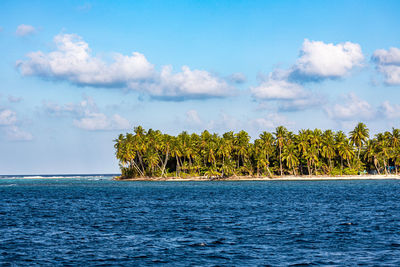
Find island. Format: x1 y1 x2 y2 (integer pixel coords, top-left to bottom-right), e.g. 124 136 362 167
114 123 400 181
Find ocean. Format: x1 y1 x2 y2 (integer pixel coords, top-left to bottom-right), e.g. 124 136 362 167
0 177 399 265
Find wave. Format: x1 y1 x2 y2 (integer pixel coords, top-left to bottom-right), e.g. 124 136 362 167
0 174 119 179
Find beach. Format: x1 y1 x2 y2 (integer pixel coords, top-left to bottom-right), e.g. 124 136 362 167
115 174 400 181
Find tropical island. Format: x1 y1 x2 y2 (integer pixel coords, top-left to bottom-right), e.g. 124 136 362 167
113 123 400 180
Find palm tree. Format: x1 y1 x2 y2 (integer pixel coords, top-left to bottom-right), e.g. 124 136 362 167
282 144 299 175
274 126 288 176
321 130 336 173
364 139 380 174
234 131 250 171
258 131 275 176
114 125 399 178
297 129 311 175
339 140 354 170
349 122 369 160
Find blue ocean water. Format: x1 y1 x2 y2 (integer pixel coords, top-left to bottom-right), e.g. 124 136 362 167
0 177 399 266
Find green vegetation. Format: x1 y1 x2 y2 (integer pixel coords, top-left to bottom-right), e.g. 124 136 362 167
114 123 400 179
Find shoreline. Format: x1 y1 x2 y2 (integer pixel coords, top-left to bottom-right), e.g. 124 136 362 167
115 174 400 181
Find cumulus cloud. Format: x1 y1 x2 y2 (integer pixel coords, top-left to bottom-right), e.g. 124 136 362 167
0 109 33 141
17 33 234 100
43 96 130 131
185 109 202 127
251 39 363 112
278 95 326 112
379 101 400 119
17 34 155 87
251 69 324 112
207 113 241 131
43 95 96 117
5 126 33 141
0 109 17 125
184 110 240 131
325 93 375 121
290 39 364 82
183 109 292 135
372 47 400 85
16 24 36 36
251 77 305 100
250 113 292 130
74 113 129 131
147 65 233 100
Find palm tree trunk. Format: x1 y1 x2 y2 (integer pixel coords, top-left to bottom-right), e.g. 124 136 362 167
374 157 381 175
161 149 169 177
138 152 145 174
131 160 144 177
175 155 180 177
340 157 343 175
266 155 272 177
384 159 388 175
222 155 225 178
279 146 283 176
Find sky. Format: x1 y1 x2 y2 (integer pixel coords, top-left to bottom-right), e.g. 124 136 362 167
0 0 400 174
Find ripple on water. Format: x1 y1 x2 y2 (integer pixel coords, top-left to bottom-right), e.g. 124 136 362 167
0 179 400 265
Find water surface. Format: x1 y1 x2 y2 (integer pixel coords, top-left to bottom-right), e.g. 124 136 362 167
1 178 399 265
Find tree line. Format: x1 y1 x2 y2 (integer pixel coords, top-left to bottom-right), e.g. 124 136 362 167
114 123 400 178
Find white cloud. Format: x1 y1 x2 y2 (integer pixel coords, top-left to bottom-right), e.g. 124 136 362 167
17 33 234 100
278 96 326 112
250 113 292 130
185 109 202 126
16 24 36 36
43 96 130 131
43 95 97 116
17 34 155 87
379 101 400 119
251 75 305 100
0 109 17 125
251 39 363 112
372 47 400 65
207 113 241 131
5 126 33 141
0 109 33 141
372 47 400 85
73 112 129 131
146 65 233 99
325 93 375 121
290 39 364 81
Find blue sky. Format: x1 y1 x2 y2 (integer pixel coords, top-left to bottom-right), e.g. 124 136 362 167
0 0 399 174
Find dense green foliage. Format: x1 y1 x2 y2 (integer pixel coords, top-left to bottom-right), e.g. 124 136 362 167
114 123 400 178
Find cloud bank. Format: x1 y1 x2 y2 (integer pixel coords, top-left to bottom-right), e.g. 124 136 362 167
325 93 375 121
372 47 400 85
17 34 234 100
43 96 130 131
0 109 32 141
251 39 364 112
